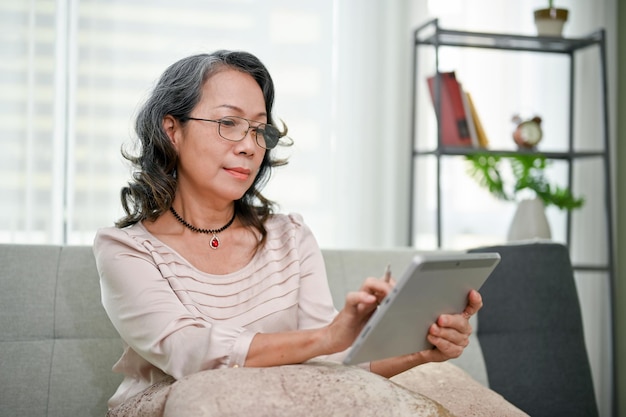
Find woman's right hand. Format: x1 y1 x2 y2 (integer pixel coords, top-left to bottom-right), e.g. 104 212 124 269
244 276 392 368
323 277 393 353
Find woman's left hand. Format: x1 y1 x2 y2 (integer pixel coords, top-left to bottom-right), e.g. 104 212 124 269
370 289 483 378
421 289 483 363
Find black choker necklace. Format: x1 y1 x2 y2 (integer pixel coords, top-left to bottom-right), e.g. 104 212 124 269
169 206 236 250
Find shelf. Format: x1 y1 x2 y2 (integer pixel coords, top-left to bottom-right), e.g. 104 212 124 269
414 19 603 54
573 263 613 273
410 18 614 415
413 148 606 159
409 18 612 253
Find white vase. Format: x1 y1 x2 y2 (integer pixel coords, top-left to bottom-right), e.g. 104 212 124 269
507 198 552 241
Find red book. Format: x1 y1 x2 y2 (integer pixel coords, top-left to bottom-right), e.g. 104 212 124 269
427 72 472 147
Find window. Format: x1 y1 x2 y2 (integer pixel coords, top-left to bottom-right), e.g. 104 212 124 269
2 0 339 244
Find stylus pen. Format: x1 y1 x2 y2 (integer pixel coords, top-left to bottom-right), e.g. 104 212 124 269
383 264 391 283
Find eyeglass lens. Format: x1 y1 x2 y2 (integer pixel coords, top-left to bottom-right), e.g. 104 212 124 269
219 117 280 149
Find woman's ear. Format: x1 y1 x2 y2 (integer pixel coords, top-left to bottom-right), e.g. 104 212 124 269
163 115 181 148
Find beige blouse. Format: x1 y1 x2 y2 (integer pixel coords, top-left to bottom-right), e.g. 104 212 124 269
94 213 346 409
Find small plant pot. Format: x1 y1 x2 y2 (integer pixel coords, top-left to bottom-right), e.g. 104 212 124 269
534 7 569 37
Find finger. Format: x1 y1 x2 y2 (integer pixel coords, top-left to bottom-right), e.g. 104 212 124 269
427 333 466 359
361 276 391 291
360 277 392 302
462 290 483 318
436 313 473 334
345 291 377 309
345 291 382 318
430 322 471 346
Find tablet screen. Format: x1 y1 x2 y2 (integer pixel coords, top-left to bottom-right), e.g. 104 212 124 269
343 252 500 365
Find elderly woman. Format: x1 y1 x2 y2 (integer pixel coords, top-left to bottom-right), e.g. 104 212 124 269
93 50 482 412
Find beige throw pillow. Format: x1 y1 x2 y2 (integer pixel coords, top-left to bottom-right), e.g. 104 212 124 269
163 362 454 417
391 362 529 417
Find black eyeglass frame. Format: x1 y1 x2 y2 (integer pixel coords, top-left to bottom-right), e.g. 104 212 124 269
183 116 281 150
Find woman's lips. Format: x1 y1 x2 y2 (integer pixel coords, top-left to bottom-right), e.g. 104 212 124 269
224 167 251 180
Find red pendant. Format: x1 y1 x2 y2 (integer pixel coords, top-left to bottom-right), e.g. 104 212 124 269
210 234 220 249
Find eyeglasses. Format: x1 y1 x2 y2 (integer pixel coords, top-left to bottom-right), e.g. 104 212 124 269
184 116 281 150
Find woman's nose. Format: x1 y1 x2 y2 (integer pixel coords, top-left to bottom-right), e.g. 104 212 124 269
235 128 257 154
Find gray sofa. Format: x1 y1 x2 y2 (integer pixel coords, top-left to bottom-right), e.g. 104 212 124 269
0 242 598 416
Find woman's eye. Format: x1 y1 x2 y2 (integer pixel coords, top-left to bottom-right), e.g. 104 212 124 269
219 119 236 127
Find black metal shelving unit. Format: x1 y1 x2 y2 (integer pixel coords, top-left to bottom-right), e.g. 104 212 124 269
409 18 615 416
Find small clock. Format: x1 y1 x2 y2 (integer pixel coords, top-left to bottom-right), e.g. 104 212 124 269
512 115 543 149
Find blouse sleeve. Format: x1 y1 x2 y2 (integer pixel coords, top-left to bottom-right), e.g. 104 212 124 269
288 214 361 365
286 213 337 329
93 227 256 379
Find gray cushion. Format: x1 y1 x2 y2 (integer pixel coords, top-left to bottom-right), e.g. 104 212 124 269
0 245 60 340
0 244 123 417
470 243 598 417
48 339 123 417
55 246 119 339
0 245 60 416
0 341 53 416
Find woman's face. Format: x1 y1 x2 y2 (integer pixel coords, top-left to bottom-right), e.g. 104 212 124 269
165 68 268 206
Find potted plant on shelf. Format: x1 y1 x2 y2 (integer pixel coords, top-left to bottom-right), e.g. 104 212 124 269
465 153 584 241
534 0 569 37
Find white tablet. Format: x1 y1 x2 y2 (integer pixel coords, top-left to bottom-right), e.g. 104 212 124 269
343 252 501 365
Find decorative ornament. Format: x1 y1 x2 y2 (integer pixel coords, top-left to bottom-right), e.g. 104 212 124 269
512 114 543 149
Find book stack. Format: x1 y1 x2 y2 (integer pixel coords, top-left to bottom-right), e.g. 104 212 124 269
426 72 488 149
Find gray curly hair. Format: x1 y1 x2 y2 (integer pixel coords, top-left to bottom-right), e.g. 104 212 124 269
116 50 290 247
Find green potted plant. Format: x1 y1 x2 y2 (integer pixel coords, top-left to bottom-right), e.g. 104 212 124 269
466 153 584 210
534 0 569 37
465 153 584 240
